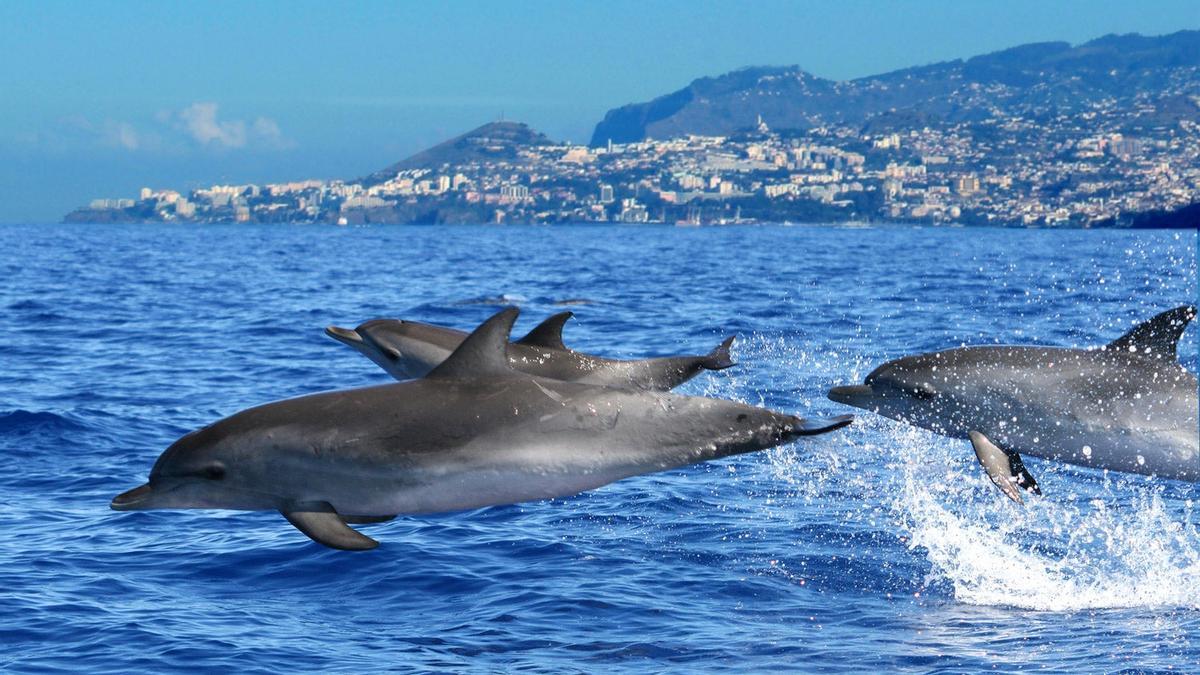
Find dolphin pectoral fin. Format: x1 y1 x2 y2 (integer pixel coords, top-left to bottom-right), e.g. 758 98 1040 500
793 414 854 435
968 431 1040 504
340 514 398 524
281 503 379 550
1006 453 1041 496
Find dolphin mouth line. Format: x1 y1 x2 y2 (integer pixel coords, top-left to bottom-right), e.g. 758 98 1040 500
112 480 287 512
325 326 364 346
110 482 168 510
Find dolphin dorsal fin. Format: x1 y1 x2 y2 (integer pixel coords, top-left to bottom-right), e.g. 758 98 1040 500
514 311 572 350
1107 305 1196 361
426 307 519 379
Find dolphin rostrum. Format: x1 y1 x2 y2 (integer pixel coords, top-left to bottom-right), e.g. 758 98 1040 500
325 311 736 390
113 308 850 550
828 306 1198 502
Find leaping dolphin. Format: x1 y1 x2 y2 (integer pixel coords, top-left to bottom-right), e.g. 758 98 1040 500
325 311 736 390
828 305 1198 502
113 308 850 550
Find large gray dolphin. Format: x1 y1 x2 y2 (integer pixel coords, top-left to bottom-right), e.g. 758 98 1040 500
325 311 735 390
828 306 1198 502
113 308 851 550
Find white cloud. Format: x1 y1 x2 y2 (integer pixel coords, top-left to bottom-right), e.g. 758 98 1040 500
250 116 292 148
106 121 141 150
173 102 293 149
178 102 248 148
29 103 294 153
252 116 281 139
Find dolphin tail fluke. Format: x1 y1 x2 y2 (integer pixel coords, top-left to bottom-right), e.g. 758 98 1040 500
969 431 1041 504
792 414 854 436
281 503 379 550
701 336 737 371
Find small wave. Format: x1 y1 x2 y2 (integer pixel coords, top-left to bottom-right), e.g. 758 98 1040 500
21 311 69 322
454 294 528 306
0 409 86 435
7 299 48 311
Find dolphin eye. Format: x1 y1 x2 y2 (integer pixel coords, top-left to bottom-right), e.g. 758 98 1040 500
203 465 226 480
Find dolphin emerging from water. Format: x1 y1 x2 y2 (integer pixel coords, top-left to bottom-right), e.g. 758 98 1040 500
325 311 735 390
113 308 850 550
828 306 1198 502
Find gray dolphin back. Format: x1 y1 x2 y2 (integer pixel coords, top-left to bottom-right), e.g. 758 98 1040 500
327 311 737 391
825 303 1199 498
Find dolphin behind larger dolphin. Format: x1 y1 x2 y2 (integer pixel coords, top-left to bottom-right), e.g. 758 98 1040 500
325 311 735 390
828 305 1198 502
113 308 850 550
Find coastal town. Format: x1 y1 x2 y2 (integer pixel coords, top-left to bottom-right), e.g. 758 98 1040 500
70 94 1200 228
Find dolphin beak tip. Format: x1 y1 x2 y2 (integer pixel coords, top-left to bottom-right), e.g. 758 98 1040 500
111 483 153 511
325 326 363 345
827 384 871 407
793 414 855 435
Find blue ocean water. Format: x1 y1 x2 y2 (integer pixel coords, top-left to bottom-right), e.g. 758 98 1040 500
0 223 1196 673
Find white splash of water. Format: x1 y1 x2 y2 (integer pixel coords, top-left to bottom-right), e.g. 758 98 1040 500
892 425 1200 611
732 300 1199 613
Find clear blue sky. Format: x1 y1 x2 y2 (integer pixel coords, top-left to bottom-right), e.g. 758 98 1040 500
1 0 1195 222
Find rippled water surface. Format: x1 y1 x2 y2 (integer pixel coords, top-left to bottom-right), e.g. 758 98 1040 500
1 223 1196 672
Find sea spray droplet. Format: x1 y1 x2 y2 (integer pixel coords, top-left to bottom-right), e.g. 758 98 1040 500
1082 445 1093 458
